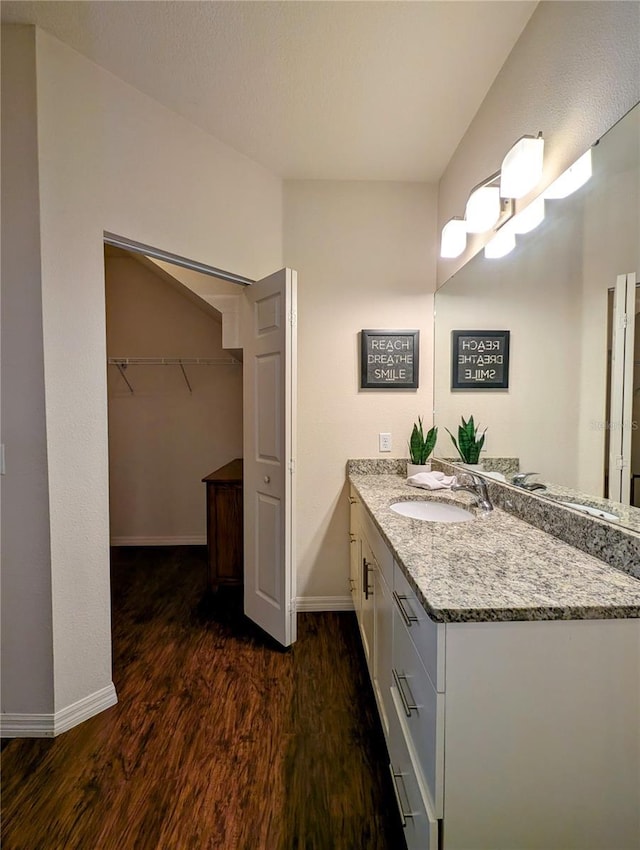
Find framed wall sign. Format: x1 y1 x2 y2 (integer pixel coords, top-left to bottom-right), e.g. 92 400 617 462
360 329 419 389
451 330 510 389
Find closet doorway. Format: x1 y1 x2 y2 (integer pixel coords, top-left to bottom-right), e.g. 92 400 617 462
104 244 245 551
103 235 298 647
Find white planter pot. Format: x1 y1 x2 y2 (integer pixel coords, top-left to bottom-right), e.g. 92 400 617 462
407 462 431 478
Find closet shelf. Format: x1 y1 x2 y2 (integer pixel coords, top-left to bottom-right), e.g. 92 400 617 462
108 356 240 394
108 356 240 366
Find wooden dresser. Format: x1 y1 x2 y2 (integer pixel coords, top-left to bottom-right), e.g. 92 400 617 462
202 459 243 592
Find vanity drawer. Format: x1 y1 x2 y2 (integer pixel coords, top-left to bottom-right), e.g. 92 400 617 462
394 563 446 692
388 687 439 850
393 605 445 817
360 503 394 589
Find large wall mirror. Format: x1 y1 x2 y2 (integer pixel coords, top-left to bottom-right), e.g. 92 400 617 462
434 102 639 531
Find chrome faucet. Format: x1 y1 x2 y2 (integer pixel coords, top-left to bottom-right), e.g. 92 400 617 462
512 472 547 491
452 474 493 512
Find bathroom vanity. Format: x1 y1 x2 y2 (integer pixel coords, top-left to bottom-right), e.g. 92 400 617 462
348 466 640 850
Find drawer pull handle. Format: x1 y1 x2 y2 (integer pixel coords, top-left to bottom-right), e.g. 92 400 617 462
392 668 418 717
264 475 271 484
393 591 418 627
389 764 414 827
363 558 374 600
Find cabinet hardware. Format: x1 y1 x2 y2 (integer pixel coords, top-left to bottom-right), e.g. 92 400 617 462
389 764 414 827
349 578 355 592
349 533 356 543
393 591 418 627
362 558 374 600
349 496 357 504
392 668 418 717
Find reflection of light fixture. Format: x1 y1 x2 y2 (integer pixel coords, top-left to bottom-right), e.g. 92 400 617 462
500 134 545 199
465 183 501 233
484 224 516 258
511 196 545 234
543 149 592 199
440 218 467 258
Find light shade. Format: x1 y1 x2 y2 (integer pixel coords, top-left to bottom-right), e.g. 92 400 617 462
500 136 545 199
543 149 592 199
465 185 501 233
440 218 467 258
484 225 516 259
511 197 545 234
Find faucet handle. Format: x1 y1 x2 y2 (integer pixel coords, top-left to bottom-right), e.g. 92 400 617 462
513 472 539 485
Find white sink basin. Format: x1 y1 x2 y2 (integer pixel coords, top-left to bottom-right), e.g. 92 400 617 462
561 502 619 522
390 501 474 523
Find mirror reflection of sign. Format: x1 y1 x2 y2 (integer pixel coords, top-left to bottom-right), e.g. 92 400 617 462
451 330 510 389
361 330 419 389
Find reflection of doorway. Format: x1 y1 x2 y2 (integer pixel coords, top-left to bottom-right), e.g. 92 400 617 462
606 274 639 504
632 287 640 506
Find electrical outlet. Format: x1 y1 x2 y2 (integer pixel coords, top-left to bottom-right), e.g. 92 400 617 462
379 432 392 452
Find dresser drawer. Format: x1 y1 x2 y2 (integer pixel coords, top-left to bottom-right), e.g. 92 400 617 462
393 605 445 817
394 562 445 692
360 503 394 589
388 687 439 850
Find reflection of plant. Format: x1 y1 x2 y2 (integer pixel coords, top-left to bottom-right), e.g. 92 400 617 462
409 417 438 464
446 415 486 464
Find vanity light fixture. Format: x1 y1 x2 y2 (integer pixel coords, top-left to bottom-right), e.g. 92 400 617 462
464 180 502 233
511 196 545 234
484 223 516 258
543 149 592 199
440 217 467 258
500 133 545 199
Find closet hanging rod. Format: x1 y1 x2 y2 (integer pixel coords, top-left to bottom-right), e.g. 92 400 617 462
108 356 241 366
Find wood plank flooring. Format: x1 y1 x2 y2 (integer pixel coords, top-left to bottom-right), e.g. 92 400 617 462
1 546 405 850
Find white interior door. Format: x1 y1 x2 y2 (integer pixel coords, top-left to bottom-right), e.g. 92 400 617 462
608 273 636 503
242 268 297 647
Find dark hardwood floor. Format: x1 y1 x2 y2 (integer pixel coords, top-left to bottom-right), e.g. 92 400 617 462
1 546 405 850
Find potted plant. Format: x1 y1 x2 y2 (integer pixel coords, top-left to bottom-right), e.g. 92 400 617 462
407 417 438 477
446 415 486 468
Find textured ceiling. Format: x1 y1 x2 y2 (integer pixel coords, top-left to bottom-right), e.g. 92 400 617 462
1 1 537 181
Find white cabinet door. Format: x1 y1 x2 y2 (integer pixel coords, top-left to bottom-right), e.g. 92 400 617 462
359 535 375 670
242 268 297 647
348 490 361 615
373 566 394 741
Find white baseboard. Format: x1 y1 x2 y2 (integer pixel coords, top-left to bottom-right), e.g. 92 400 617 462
110 535 206 546
0 683 118 738
295 595 354 612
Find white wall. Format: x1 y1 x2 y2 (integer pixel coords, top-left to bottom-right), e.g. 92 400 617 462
1 26 55 714
284 180 437 599
105 254 243 545
438 1 640 286
1 24 282 720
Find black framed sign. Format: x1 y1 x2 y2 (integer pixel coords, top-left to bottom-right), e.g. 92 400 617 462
451 330 510 389
360 329 419 389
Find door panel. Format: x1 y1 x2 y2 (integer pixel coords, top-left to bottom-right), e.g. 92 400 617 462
243 269 297 647
608 273 637 503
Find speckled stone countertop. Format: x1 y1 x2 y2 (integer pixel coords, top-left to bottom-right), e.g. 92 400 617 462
349 472 640 624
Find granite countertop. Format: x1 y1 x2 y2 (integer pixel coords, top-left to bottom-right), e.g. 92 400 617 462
349 472 640 624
